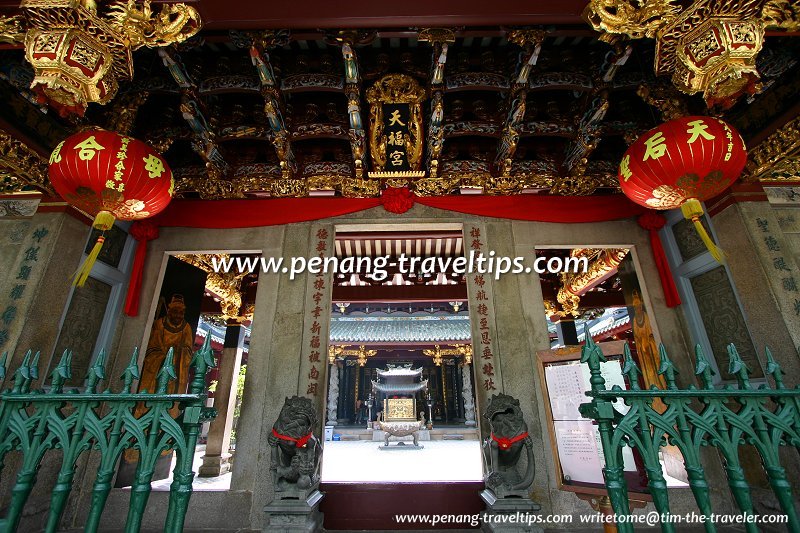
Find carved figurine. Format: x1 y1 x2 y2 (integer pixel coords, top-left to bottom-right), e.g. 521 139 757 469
482 393 535 498
268 396 322 499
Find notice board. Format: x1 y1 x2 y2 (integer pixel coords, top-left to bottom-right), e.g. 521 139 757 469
537 341 649 497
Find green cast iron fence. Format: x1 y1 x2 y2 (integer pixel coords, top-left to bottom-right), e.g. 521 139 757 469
578 331 800 533
0 336 217 533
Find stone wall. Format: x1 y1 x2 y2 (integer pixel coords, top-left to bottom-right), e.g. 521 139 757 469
710 200 800 517
12 201 800 529
71 203 735 530
0 209 92 531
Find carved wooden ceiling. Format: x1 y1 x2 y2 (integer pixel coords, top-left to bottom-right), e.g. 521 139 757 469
1 5 799 199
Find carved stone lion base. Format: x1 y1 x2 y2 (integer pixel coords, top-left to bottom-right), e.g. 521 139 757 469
480 489 543 533
263 489 323 533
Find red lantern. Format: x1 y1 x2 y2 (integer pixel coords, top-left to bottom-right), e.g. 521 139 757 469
618 116 746 262
48 129 174 286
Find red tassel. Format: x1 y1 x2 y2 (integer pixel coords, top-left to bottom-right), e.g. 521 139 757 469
124 221 159 316
638 211 681 308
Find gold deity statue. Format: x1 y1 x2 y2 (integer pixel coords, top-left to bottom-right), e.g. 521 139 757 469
139 294 195 398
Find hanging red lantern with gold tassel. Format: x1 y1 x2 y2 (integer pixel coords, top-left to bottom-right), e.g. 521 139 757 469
618 116 746 262
48 129 174 286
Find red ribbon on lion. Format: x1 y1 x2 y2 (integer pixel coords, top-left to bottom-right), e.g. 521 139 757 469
491 431 529 450
271 428 313 448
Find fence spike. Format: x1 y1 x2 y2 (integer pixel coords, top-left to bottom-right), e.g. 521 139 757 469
122 347 141 393
580 324 607 392
693 344 715 389
190 333 216 372
86 349 107 393
727 344 751 389
621 342 641 390
657 344 678 389
50 349 73 392
189 334 216 395
0 351 7 382
156 347 177 394
12 350 32 393
764 347 784 389
29 351 40 381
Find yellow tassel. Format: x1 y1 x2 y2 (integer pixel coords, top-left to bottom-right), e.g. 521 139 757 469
74 236 104 287
73 211 115 287
680 199 725 263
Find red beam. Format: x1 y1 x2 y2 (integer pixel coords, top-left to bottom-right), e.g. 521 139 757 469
197 0 588 30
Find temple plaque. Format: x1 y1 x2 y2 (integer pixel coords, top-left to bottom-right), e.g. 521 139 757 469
366 74 425 174
384 398 416 421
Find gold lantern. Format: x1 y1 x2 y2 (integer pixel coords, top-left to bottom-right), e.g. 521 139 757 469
672 19 764 108
25 27 118 115
3 0 201 117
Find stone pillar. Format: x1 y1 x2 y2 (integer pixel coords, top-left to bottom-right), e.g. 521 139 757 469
461 364 477 426
337 365 350 425
326 362 339 426
712 202 800 363
554 318 578 345
199 322 245 477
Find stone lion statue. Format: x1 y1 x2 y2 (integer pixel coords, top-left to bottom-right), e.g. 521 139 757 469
482 393 535 498
268 396 322 498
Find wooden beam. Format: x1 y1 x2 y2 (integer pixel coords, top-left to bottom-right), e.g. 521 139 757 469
332 283 467 302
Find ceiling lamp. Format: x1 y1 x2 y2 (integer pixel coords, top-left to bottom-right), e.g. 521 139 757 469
2 0 200 117
449 301 463 313
583 0 792 109
336 302 350 313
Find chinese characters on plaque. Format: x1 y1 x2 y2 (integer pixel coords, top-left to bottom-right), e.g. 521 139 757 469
383 104 410 171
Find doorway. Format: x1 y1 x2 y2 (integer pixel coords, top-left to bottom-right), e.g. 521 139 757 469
320 227 484 529
116 252 259 492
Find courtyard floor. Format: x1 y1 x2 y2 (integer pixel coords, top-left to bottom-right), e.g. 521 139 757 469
321 440 484 483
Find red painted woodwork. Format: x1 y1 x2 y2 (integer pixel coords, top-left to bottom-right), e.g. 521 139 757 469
196 0 588 30
320 482 484 530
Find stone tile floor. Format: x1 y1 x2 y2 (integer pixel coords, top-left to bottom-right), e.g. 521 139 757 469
321 440 484 483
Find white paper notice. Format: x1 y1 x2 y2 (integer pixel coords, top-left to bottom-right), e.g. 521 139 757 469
544 363 587 420
553 420 605 484
546 358 636 485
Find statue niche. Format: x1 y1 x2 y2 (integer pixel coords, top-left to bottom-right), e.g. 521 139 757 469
268 395 322 499
483 393 536 499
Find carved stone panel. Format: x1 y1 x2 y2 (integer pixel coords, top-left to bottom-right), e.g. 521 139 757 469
84 224 128 268
52 276 112 386
689 266 762 379
672 217 713 262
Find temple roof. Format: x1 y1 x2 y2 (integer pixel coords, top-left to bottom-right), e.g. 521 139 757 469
330 315 471 343
377 365 424 378
372 379 428 394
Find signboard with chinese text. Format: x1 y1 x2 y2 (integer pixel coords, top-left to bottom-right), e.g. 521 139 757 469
366 74 425 173
382 103 411 171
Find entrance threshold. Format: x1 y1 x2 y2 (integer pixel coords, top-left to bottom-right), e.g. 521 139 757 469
320 481 484 530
